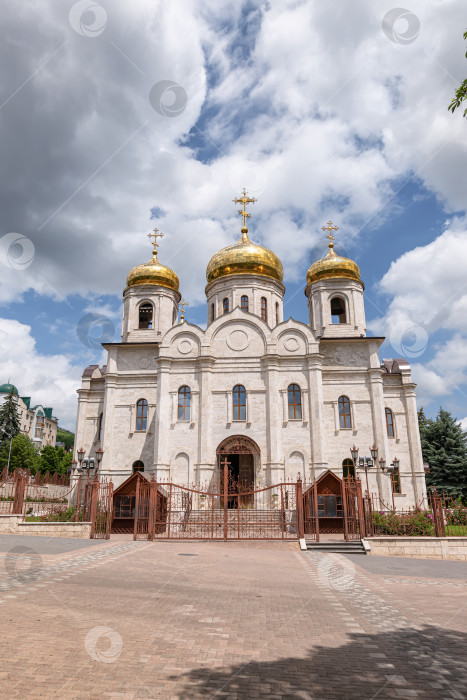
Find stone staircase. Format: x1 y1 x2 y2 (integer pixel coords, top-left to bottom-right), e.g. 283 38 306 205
305 540 367 555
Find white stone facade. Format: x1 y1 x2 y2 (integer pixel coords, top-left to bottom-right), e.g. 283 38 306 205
74 264 427 510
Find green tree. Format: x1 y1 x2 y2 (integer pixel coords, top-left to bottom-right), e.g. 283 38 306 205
0 433 40 473
421 408 467 500
40 445 60 474
0 388 21 445
448 30 467 117
56 427 75 452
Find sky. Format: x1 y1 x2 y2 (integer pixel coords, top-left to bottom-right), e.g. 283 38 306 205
0 0 466 431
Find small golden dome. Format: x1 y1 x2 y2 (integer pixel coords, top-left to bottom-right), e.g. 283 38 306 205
126 229 179 292
306 221 363 287
206 228 283 284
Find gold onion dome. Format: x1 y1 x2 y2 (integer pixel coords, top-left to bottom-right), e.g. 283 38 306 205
206 188 283 284
126 228 179 292
306 221 363 287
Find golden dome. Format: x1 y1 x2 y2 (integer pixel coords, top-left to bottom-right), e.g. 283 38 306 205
306 221 363 287
126 229 179 292
206 228 284 284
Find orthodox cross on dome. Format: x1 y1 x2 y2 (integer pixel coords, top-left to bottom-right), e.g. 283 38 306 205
179 298 189 324
233 188 256 238
148 227 164 255
321 220 339 246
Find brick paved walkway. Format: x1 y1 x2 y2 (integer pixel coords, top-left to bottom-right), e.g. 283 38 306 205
0 536 466 699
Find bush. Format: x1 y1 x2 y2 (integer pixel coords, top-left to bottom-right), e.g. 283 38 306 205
373 509 433 536
445 500 467 527
25 505 77 522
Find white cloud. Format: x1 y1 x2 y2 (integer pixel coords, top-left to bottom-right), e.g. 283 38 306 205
0 0 465 308
0 318 83 430
460 417 467 432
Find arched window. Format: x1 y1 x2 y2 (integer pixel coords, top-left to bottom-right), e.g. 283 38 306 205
287 384 302 420
342 458 355 480
241 295 249 312
178 386 191 421
331 297 347 324
385 408 395 438
139 302 153 329
223 298 229 314
97 413 103 442
136 399 148 431
276 302 279 325
391 467 401 494
132 460 144 473
338 396 352 429
261 297 268 322
211 303 215 322
232 384 246 421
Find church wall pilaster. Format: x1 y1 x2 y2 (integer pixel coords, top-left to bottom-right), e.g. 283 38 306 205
196 357 216 485
153 358 171 479
368 368 388 503
263 355 284 485
306 354 326 479
401 379 426 506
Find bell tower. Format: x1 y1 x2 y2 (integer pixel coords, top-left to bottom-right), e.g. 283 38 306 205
122 228 181 342
305 221 366 338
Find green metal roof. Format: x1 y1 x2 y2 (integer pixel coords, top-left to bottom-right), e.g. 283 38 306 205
0 383 18 395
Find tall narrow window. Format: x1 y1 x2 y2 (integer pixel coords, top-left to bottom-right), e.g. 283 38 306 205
136 399 148 431
241 295 249 312
287 384 302 420
97 413 103 441
261 297 268 322
385 408 395 438
391 467 401 494
331 297 347 324
178 386 191 421
342 458 355 480
139 303 153 329
211 303 215 322
223 298 229 314
338 396 352 429
232 385 246 421
275 302 279 325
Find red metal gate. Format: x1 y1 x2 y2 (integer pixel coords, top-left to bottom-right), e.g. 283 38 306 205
78 477 113 539
342 478 365 541
303 481 319 542
133 474 301 541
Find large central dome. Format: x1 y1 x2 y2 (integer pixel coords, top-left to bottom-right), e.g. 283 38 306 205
206 228 283 284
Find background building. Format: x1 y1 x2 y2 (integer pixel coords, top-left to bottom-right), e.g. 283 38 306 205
0 383 58 448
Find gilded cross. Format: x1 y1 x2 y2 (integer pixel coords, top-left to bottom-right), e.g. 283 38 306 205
179 298 189 323
321 220 339 244
147 227 164 253
233 188 256 229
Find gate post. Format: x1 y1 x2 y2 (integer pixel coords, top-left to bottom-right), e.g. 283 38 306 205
296 478 304 539
105 481 113 540
133 478 141 541
431 489 446 538
356 479 366 538
12 474 26 515
89 479 99 539
341 479 350 542
147 480 156 541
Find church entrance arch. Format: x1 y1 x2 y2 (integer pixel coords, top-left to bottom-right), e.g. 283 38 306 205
216 436 259 508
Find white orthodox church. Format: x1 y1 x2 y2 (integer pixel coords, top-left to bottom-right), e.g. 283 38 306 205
74 192 427 512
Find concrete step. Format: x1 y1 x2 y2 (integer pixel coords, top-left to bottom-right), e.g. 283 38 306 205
306 540 366 555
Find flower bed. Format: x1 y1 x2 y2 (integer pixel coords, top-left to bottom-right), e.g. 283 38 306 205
372 509 433 536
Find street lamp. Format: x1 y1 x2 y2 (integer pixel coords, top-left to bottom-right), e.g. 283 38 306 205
95 447 104 471
379 458 397 511
370 444 378 462
77 448 85 468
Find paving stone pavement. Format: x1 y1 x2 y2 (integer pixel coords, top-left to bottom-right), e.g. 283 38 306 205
0 538 466 699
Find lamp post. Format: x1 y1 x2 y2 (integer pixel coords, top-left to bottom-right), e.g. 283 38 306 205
379 457 396 511
95 447 104 472
77 448 85 470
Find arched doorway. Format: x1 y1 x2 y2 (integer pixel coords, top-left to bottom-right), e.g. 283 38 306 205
216 436 260 508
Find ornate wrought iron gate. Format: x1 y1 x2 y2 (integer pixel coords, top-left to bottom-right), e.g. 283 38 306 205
132 464 301 541
342 478 365 541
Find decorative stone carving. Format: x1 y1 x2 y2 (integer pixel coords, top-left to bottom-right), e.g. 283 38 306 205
177 338 194 355
323 346 367 367
226 329 249 351
137 355 152 369
284 336 300 352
